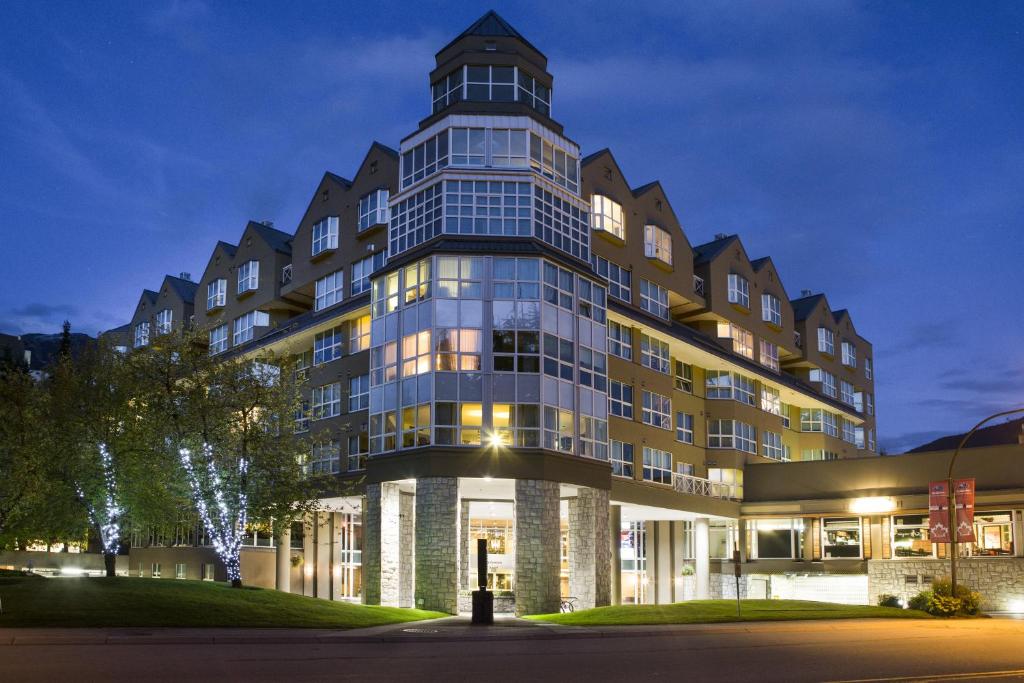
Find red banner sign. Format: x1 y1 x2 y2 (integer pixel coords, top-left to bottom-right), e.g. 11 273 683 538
928 479 976 543
929 480 950 543
955 478 976 542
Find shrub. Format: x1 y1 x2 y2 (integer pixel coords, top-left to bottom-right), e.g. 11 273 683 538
908 580 983 616
877 594 902 608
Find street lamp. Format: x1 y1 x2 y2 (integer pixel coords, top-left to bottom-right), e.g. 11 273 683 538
946 406 1024 596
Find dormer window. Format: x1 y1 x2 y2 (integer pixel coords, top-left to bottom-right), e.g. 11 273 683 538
727 274 750 309
207 278 226 310
134 321 150 348
237 260 259 294
643 225 672 265
358 190 390 231
156 309 173 335
592 195 624 240
817 327 835 356
312 216 339 255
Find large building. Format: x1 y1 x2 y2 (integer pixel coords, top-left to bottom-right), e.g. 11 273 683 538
113 13 1023 615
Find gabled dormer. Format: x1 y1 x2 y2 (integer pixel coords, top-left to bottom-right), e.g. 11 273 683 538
153 273 198 335
129 289 159 348
198 241 238 322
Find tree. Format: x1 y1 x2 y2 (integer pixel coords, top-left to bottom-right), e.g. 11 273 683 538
0 361 47 542
137 330 316 587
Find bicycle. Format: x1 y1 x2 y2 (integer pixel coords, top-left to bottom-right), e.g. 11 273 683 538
560 596 578 613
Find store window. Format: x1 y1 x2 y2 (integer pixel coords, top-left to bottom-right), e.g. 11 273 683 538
749 518 804 559
891 514 934 558
822 517 861 559
966 511 1015 557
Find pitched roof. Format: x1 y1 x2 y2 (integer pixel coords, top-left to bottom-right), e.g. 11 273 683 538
325 171 352 188
790 293 827 321
439 10 542 57
141 289 159 305
247 221 293 255
908 417 1024 453
215 240 237 258
164 275 198 304
692 234 738 265
751 257 771 271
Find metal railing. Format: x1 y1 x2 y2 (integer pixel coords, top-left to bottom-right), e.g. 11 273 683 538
281 264 292 285
693 275 705 297
672 473 740 500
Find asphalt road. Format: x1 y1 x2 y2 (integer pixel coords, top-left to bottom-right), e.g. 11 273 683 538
3 617 1024 682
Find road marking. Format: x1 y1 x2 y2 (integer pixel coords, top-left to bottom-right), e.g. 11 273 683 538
827 669 1024 682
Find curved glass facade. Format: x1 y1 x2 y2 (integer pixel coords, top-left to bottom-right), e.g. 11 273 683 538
368 254 607 459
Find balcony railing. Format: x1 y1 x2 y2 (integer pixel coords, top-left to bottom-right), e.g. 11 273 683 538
673 473 740 500
281 264 292 285
693 275 705 297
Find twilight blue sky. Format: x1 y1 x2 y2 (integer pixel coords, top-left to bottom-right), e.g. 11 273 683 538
1 1 1022 451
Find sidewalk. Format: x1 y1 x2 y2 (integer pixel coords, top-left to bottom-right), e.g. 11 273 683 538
3 614 1001 647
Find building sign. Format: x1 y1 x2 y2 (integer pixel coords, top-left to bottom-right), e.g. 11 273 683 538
928 479 976 543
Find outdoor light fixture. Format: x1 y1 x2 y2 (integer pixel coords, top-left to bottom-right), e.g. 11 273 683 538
849 496 896 514
487 432 503 447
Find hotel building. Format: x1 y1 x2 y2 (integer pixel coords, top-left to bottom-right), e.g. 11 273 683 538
113 12 1024 614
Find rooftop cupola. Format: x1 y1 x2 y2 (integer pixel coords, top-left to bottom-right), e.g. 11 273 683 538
425 11 557 130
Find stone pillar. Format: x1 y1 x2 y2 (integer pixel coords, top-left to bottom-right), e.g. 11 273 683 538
568 487 610 610
671 521 687 601
514 479 561 616
316 512 332 599
399 492 415 608
459 500 471 589
415 477 460 614
363 482 401 606
695 517 711 600
275 526 291 593
610 504 622 606
655 521 673 605
302 516 316 597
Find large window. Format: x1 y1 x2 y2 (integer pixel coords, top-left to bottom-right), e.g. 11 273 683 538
312 383 341 420
543 406 574 453
639 279 668 319
608 380 634 419
348 374 369 412
351 251 385 296
607 320 632 360
966 511 1015 557
891 515 934 558
313 327 343 365
706 370 755 406
841 341 857 368
610 440 634 478
707 419 756 453
207 278 226 310
641 390 671 430
810 368 838 398
727 274 750 308
315 270 344 311
676 412 694 444
444 179 532 237
762 293 782 326
760 385 781 415
401 130 449 188
591 255 631 302
669 362 691 395
311 216 339 255
529 133 579 193
208 324 228 355
431 68 464 112
822 518 861 559
493 403 541 448
840 379 855 406
640 334 670 374
306 441 340 475
156 309 172 335
717 322 753 359
232 310 269 346
591 195 624 240
350 315 371 353
643 224 672 265
237 260 259 294
642 447 672 485
347 433 368 471
865 357 873 380
762 431 786 461
800 408 838 437
750 519 804 559
760 340 779 372
358 189 390 231
466 65 515 102
817 327 835 355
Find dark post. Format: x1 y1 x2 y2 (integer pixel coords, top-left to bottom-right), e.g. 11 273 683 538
732 546 742 618
471 538 493 624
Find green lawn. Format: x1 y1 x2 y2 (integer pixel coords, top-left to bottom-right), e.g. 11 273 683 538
0 573 445 628
527 599 932 626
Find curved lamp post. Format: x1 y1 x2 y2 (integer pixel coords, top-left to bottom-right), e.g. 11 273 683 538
946 407 1024 595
